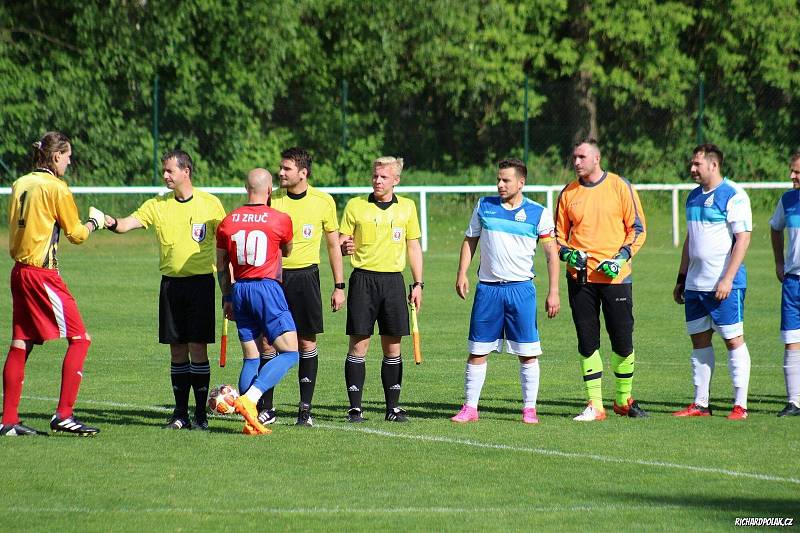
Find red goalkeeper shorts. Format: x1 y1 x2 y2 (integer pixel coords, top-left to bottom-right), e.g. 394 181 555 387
11 263 87 344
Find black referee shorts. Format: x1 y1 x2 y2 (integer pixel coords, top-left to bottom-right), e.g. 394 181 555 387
346 269 409 337
159 274 215 344
282 265 323 336
566 276 634 357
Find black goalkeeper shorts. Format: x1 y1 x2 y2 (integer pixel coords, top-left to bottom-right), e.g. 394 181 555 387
566 276 634 357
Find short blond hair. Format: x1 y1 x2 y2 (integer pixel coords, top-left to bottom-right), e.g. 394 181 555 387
373 156 404 177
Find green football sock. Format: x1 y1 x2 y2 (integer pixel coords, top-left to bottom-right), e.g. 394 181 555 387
580 350 603 407
612 351 635 405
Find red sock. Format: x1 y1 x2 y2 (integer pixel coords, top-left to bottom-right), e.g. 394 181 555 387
2 346 28 425
56 338 90 419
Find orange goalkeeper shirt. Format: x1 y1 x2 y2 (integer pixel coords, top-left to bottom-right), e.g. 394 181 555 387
8 171 89 269
555 171 646 284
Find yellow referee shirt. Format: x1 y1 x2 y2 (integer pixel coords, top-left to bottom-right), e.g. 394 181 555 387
8 171 89 269
271 185 339 269
340 194 421 273
132 189 226 277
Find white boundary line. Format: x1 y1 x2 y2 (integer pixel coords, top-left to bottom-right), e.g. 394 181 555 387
3 503 685 516
321 424 800 485
22 395 800 486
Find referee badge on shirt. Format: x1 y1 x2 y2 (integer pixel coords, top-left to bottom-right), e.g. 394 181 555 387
303 224 313 239
392 227 403 242
191 223 207 243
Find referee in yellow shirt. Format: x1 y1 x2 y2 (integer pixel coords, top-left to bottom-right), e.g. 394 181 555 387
339 156 424 422
257 147 345 427
105 150 226 431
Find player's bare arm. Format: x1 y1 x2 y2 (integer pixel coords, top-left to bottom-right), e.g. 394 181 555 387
407 238 423 312
715 231 750 301
325 230 345 311
455 236 479 300
105 214 144 234
215 248 234 320
771 228 786 283
542 238 560 319
281 241 293 257
674 234 690 304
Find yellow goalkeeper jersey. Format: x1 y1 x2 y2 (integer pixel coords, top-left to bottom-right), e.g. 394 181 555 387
270 185 339 269
8 171 89 269
131 189 226 277
340 194 421 273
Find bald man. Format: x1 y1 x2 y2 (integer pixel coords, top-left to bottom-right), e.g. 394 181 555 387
215 168 298 435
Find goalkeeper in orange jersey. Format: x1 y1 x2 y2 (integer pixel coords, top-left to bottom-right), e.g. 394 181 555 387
555 138 648 421
1 132 105 437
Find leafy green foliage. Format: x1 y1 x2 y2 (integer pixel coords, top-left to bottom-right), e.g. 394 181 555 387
1 1 799 186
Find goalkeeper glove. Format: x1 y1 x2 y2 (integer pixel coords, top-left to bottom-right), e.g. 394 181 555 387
559 247 588 269
597 253 627 279
87 206 106 231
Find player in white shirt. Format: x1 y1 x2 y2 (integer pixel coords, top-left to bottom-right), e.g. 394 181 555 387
451 158 560 424
673 144 752 420
769 152 800 417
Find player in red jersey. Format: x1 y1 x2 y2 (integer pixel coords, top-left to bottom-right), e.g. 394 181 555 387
2 132 105 437
216 168 299 435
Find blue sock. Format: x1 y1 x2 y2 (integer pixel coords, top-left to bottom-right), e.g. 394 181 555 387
239 358 260 394
253 351 299 393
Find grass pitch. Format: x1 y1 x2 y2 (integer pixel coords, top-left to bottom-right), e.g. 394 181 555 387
0 196 798 532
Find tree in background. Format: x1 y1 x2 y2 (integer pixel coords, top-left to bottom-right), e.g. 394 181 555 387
1 0 799 185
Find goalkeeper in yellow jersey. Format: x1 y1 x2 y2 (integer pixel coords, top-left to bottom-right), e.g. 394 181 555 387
2 132 105 437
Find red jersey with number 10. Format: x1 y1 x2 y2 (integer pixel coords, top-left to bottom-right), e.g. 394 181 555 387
216 204 293 281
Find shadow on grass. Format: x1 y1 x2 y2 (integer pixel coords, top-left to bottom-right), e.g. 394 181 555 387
16 405 244 434
616 490 800 516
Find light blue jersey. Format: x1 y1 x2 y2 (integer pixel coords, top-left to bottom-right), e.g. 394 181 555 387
465 196 554 283
769 189 800 275
771 189 800 342
685 179 752 291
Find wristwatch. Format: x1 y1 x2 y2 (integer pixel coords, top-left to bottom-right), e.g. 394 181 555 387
410 281 424 290
334 282 346 290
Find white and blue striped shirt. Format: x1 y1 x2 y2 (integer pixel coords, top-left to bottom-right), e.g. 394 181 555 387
466 196 554 283
770 188 800 275
685 179 752 291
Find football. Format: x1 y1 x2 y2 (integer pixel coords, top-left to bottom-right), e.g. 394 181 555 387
208 384 239 415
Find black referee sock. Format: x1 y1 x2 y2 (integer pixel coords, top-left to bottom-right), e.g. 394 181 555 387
190 361 210 421
257 352 276 412
345 354 366 409
299 348 319 405
170 362 191 419
381 355 403 410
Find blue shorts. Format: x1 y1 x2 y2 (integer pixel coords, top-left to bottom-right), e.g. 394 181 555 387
684 288 745 339
468 281 540 356
233 278 296 344
781 275 800 344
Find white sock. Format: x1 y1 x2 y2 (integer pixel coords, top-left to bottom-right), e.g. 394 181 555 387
520 359 540 409
784 349 800 407
245 386 264 404
691 346 714 407
464 362 487 408
728 343 751 409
